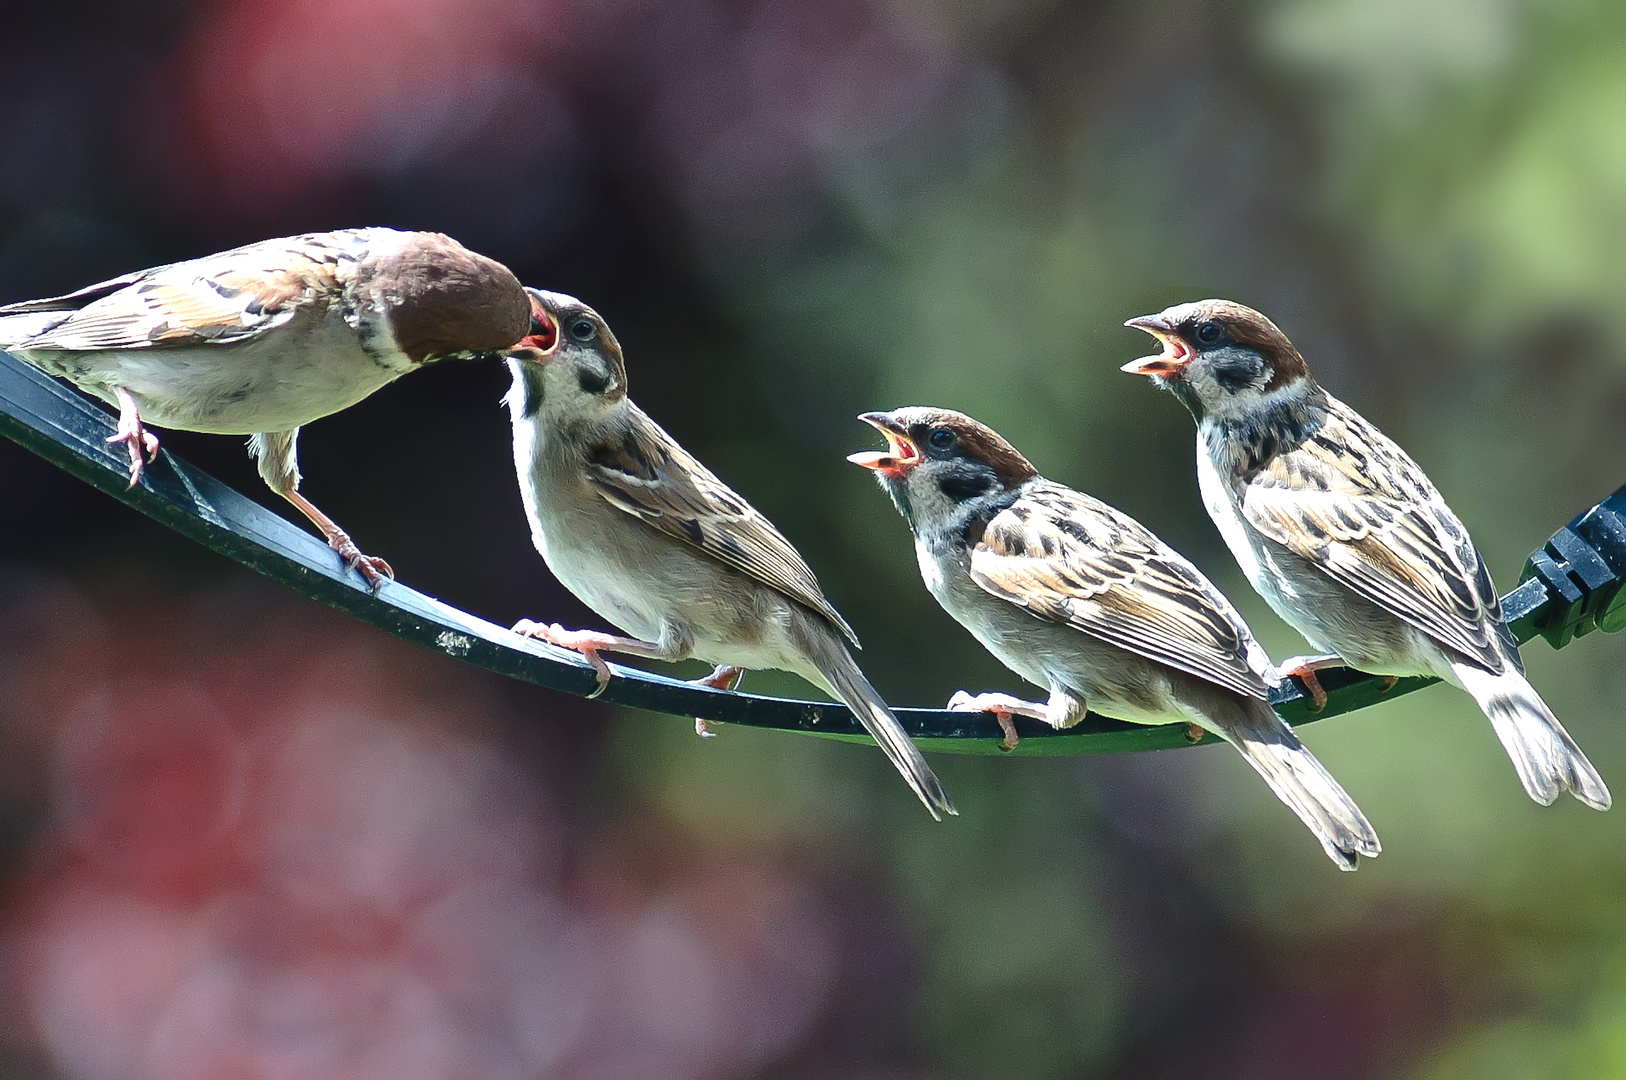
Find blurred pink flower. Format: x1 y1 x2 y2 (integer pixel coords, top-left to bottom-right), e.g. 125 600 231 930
163 0 559 215
0 582 841 1079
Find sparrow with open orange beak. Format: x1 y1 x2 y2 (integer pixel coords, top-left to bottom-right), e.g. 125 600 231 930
503 289 955 820
1123 299 1608 811
851 407 1380 870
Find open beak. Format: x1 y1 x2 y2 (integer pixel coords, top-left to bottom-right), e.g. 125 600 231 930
848 412 921 476
507 294 559 363
1121 314 1191 377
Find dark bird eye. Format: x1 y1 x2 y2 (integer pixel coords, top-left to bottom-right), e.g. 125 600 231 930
926 429 956 454
1194 320 1224 346
569 318 597 342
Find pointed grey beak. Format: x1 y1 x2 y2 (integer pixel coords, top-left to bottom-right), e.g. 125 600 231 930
849 412 920 474
1121 314 1190 377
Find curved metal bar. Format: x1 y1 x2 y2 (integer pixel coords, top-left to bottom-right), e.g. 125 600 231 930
0 348 1603 755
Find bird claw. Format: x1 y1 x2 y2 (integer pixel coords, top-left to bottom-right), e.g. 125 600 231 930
689 664 744 691
106 388 160 487
1296 672 1328 712
351 555 394 591
274 488 392 592
994 713 1019 751
512 620 615 696
948 690 1021 750
1185 723 1206 744
687 666 742 737
1278 655 1336 712
107 423 160 487
327 534 393 592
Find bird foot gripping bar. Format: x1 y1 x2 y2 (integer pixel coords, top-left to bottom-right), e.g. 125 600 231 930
0 348 1618 756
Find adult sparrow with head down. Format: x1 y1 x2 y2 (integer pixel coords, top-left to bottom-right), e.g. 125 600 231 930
0 228 533 587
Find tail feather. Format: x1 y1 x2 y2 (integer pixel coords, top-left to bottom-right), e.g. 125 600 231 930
807 638 956 821
1214 700 1381 871
1451 661 1610 811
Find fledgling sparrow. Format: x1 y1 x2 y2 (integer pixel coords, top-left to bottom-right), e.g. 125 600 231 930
1123 299 1609 810
850 408 1379 869
0 228 532 587
504 289 955 820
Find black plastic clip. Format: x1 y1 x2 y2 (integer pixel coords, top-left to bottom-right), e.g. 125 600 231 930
1520 484 1626 648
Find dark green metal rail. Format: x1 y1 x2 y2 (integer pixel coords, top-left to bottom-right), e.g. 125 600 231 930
2 348 1622 755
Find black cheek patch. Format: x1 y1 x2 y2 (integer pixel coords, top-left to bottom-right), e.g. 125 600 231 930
1209 350 1266 392
519 365 546 418
577 367 612 396
938 471 994 503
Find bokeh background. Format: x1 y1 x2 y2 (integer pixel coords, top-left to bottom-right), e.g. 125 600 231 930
2 0 1625 1076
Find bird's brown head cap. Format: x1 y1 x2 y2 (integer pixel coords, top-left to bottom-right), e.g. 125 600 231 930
1123 300 1311 387
367 232 533 364
851 407 1037 531
851 408 1037 487
1120 299 1316 423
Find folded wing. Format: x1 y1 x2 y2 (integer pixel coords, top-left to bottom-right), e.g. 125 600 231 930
1240 401 1508 672
585 409 859 646
0 233 364 352
969 481 1274 699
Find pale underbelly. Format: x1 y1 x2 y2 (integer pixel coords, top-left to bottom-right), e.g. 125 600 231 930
17 344 408 435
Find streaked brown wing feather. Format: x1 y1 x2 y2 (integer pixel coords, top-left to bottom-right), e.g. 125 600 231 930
9 234 349 352
585 409 859 645
1240 399 1505 670
969 482 1271 698
0 266 170 314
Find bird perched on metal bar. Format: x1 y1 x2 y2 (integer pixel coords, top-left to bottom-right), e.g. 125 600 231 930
0 228 533 588
851 407 1379 869
503 288 955 820
1123 299 1609 811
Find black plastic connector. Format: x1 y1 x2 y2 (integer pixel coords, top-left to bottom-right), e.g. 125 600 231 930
1520 484 1626 648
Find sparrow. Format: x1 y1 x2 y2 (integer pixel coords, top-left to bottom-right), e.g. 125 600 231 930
503 288 955 820
1123 299 1609 810
0 228 533 588
850 408 1380 869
